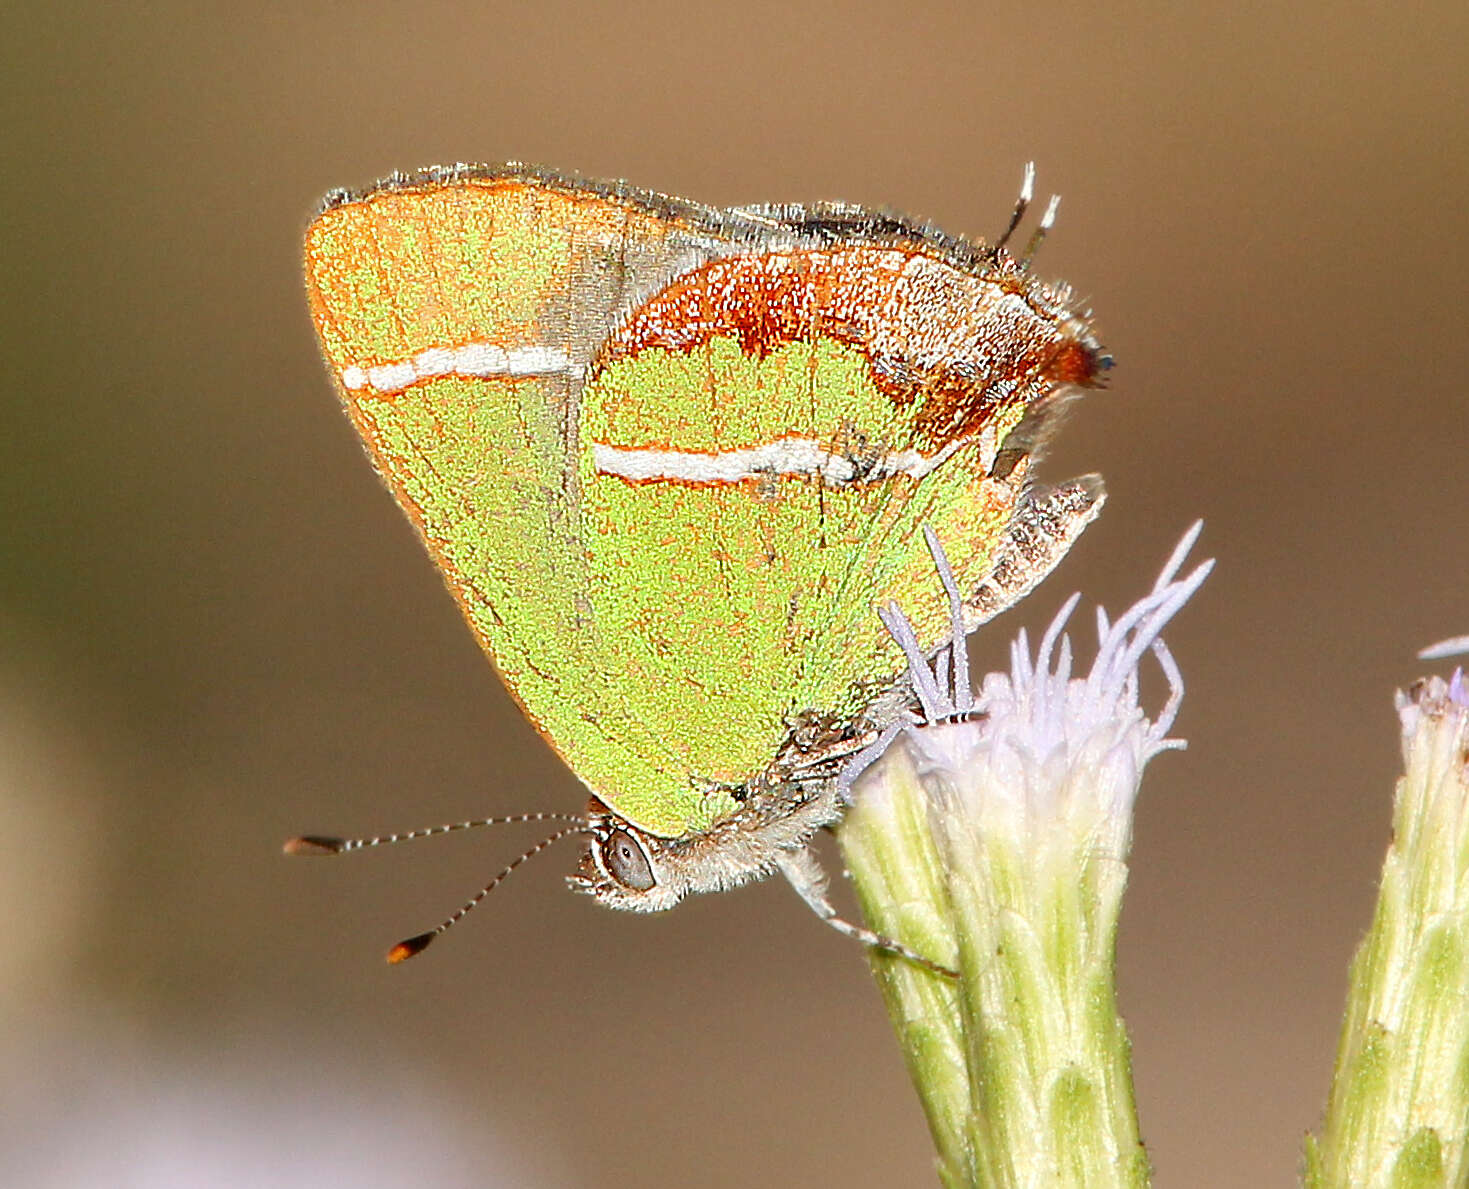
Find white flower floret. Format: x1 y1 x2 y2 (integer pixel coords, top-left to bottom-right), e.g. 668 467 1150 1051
838 524 1213 1189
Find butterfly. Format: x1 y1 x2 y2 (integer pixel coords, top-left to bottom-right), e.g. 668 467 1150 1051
290 162 1106 970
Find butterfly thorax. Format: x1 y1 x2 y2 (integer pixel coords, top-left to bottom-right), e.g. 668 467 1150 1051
567 678 920 912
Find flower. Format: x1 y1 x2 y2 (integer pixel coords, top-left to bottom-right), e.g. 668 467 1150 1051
838 524 1212 1187
1308 637 1469 1187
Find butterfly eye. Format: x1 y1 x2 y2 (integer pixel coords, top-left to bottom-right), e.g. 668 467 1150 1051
602 829 655 891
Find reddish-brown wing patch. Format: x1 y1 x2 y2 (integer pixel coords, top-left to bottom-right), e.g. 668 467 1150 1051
599 246 1104 451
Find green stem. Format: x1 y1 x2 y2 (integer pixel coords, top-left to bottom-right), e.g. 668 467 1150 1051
841 737 970 1186
1307 679 1469 1188
839 729 1149 1188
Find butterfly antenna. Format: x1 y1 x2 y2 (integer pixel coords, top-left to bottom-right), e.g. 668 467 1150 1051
283 811 587 856
385 824 585 963
1019 193 1061 270
995 161 1035 252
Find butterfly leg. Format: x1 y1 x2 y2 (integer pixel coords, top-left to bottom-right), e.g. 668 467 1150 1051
775 843 956 978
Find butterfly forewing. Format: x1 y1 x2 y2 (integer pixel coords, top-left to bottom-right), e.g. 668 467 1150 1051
305 176 733 830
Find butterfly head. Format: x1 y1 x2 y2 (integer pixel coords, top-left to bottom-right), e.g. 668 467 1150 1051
570 801 686 913
570 774 848 914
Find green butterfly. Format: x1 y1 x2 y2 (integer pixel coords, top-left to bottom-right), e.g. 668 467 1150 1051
291 163 1105 968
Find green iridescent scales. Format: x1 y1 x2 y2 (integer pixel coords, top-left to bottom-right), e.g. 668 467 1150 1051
309 178 716 832
581 341 1026 831
305 166 1093 840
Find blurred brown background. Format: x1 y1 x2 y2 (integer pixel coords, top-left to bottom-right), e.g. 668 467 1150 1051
3 2 1465 1185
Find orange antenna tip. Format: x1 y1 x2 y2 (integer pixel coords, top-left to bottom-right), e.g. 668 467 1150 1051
284 835 347 855
387 932 437 964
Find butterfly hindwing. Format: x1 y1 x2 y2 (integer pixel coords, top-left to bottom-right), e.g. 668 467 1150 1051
574 241 1097 834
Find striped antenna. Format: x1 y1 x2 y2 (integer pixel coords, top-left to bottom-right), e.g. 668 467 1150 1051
385 825 586 964
283 811 586 855
283 811 589 962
